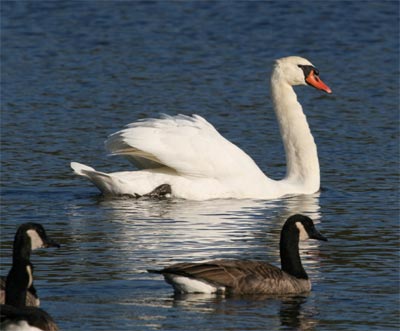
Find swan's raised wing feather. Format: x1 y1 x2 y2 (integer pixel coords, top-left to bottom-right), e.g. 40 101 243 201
105 114 265 179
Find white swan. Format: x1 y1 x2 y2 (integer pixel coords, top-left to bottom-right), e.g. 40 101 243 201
71 56 331 200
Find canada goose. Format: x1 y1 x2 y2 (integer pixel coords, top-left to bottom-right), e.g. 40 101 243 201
71 56 331 200
148 214 327 294
0 223 60 307
0 223 59 307
0 223 59 331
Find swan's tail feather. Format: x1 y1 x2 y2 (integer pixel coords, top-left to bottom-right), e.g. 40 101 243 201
70 162 96 176
70 162 127 195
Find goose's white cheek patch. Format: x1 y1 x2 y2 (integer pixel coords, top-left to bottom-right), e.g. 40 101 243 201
27 229 44 250
296 222 309 241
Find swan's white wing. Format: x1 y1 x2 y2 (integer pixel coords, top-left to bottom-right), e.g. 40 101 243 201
105 114 265 179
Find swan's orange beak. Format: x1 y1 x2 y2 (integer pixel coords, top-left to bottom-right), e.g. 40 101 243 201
306 70 332 94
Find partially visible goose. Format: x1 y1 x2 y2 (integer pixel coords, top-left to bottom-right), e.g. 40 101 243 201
71 56 332 200
148 214 327 294
1 223 59 331
1 305 58 331
0 224 59 307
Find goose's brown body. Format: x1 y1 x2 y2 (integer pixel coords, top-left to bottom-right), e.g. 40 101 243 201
0 276 39 307
160 260 311 294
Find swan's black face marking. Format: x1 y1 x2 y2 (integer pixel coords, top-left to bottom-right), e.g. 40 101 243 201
298 64 319 80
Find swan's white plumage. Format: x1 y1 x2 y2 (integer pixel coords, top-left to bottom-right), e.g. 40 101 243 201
106 114 268 180
71 56 331 200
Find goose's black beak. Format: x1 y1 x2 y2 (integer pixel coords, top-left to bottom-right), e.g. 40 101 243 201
310 227 328 242
44 237 60 248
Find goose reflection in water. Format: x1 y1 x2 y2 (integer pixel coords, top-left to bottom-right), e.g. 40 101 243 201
169 293 317 331
279 296 318 331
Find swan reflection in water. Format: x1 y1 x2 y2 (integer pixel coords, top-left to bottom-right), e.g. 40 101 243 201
67 192 323 272
89 192 323 279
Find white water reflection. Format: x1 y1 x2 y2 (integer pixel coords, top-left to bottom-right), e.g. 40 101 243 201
66 193 324 276
95 192 321 225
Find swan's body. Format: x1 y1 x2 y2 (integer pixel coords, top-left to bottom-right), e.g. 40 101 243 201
148 214 327 295
71 56 331 200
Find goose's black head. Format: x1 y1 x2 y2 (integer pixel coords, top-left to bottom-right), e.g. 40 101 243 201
13 223 60 260
282 214 327 242
280 214 327 279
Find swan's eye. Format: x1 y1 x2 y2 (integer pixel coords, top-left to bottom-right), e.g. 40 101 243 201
298 64 313 77
298 65 320 79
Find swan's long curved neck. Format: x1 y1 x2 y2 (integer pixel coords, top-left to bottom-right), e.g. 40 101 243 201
271 74 320 192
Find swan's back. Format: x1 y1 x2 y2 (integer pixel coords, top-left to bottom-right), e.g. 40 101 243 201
106 114 269 181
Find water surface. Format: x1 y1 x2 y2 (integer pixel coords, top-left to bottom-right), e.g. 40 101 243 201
1 1 399 330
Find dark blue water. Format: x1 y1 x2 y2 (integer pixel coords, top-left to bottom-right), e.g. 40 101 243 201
1 1 399 330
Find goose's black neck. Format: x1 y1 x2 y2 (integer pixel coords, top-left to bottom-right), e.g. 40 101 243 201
280 226 308 279
13 232 32 262
6 231 33 307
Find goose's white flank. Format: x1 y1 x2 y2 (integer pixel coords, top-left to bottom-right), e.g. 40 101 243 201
71 56 331 200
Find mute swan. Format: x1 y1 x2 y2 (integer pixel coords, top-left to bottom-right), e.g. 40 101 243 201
148 214 327 294
71 56 331 200
1 223 59 331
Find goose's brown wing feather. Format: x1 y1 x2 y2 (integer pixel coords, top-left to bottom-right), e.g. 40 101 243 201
159 260 288 293
0 276 39 307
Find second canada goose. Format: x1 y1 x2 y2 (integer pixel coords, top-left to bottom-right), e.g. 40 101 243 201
148 214 327 294
1 304 58 331
0 223 59 331
0 223 60 307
